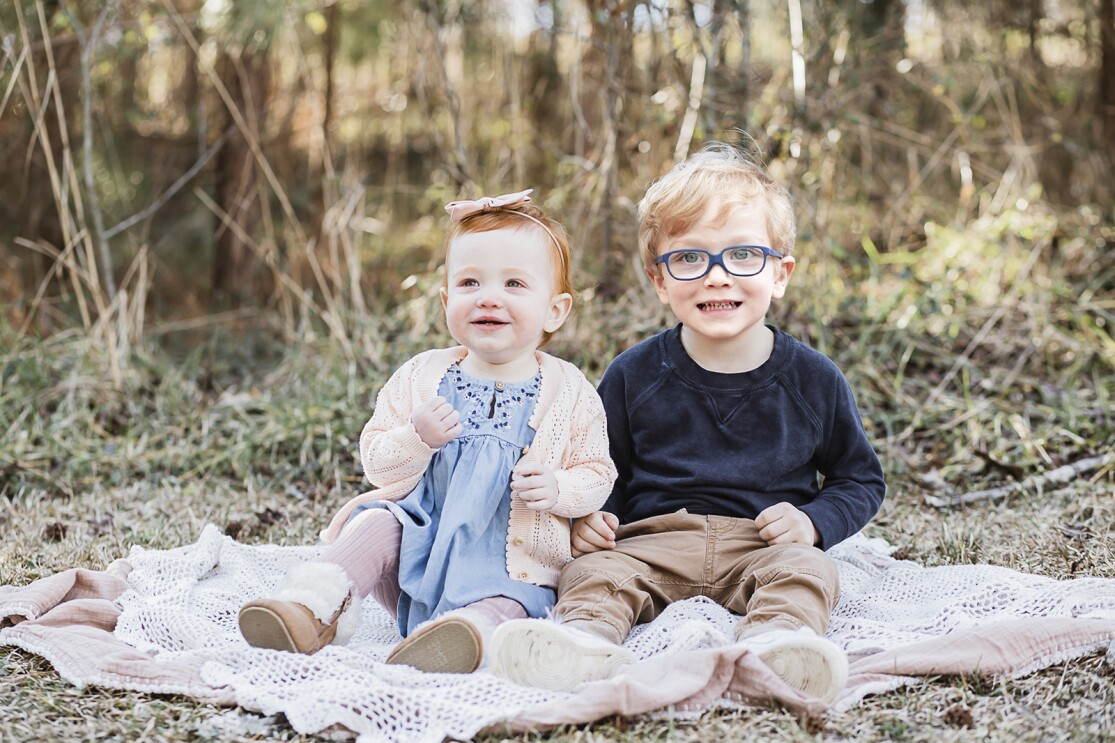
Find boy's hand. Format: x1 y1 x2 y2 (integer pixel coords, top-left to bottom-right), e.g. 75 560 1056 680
411 396 461 449
755 502 820 546
571 511 619 556
511 462 559 511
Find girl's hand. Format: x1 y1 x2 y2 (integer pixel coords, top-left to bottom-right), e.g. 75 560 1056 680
411 396 461 449
510 461 559 511
755 502 820 546
571 511 618 556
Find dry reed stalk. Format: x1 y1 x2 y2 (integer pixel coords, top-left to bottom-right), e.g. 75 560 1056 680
63 1 113 299
191 187 327 338
3 1 163 385
14 2 93 330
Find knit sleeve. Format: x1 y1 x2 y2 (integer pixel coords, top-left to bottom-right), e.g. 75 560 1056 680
358 359 435 488
547 374 618 519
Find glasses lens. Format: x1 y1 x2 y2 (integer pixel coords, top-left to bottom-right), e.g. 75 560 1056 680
667 251 709 279
725 247 766 275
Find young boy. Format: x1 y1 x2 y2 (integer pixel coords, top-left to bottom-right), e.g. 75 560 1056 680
489 143 886 703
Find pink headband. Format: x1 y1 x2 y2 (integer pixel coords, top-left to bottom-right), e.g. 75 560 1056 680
444 189 534 222
443 188 567 277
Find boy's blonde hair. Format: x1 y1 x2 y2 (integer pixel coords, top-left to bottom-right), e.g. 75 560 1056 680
637 142 796 275
444 204 575 348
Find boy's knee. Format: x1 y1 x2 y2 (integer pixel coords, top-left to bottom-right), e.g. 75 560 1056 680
758 546 840 598
558 551 635 594
771 543 835 572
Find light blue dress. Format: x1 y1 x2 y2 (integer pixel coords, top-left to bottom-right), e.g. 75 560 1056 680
362 363 556 638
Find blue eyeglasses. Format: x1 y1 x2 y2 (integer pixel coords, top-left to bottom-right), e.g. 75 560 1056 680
654 245 784 281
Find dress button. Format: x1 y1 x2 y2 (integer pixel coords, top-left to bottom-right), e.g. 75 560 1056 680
513 537 524 546
518 572 529 579
495 381 504 390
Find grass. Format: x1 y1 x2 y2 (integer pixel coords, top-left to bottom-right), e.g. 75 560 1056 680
2 192 1114 742
3 1 1113 736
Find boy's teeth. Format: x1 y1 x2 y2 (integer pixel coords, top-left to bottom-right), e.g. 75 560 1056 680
702 302 735 310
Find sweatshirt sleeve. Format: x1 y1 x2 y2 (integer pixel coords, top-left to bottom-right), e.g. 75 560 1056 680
597 360 631 517
358 359 435 488
797 368 886 549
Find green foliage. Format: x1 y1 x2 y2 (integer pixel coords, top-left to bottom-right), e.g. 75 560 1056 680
2 2 1114 739
0 328 378 505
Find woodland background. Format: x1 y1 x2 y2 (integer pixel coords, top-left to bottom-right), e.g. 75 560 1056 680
3 0 1113 345
1 1 1114 741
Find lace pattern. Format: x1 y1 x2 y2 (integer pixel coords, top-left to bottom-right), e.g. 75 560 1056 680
7 526 1112 742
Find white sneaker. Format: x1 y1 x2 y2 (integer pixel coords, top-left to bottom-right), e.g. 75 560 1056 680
490 619 635 692
737 627 848 703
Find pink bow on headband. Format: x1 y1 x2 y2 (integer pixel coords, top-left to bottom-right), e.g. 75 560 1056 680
444 189 533 222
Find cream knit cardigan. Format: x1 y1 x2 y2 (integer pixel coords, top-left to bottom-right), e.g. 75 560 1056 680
321 346 617 587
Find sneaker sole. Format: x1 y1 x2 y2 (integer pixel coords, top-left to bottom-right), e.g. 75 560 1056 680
491 620 634 692
753 636 849 703
386 617 482 674
238 605 300 653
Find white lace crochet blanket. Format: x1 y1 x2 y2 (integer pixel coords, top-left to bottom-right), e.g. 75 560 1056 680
5 525 1115 742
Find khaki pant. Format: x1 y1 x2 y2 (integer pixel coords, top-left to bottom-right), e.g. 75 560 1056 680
555 512 840 644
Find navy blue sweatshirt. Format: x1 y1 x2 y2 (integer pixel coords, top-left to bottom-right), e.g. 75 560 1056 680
597 324 886 550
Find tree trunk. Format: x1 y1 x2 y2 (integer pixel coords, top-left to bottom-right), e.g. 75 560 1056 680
737 0 752 129
323 1 338 154
311 0 340 246
595 1 633 299
179 0 205 158
856 0 906 117
213 49 269 303
1100 0 1115 160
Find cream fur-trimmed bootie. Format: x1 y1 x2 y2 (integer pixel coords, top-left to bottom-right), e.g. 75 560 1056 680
385 607 494 674
238 561 363 654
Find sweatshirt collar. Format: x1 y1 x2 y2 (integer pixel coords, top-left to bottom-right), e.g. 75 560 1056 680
661 323 791 391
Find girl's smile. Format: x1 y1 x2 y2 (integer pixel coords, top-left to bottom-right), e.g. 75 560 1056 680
441 227 572 381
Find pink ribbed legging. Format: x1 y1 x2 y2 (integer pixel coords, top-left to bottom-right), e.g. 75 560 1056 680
317 507 527 626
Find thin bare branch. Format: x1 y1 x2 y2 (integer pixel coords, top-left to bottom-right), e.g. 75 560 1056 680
193 186 327 324
0 38 29 119
925 454 1115 508
103 129 230 240
674 53 706 163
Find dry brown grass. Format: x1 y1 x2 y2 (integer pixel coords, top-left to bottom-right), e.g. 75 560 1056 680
2 5 1112 734
3 238 1113 740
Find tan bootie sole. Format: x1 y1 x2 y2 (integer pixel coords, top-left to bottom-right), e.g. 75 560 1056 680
239 593 350 655
239 603 304 653
386 616 483 673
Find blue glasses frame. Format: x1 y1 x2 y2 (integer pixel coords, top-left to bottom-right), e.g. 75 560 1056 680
654 245 784 281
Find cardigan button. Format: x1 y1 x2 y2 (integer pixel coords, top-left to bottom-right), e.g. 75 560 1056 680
518 571 529 579
513 537 524 546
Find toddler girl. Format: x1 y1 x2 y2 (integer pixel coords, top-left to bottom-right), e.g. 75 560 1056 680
238 190 616 674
